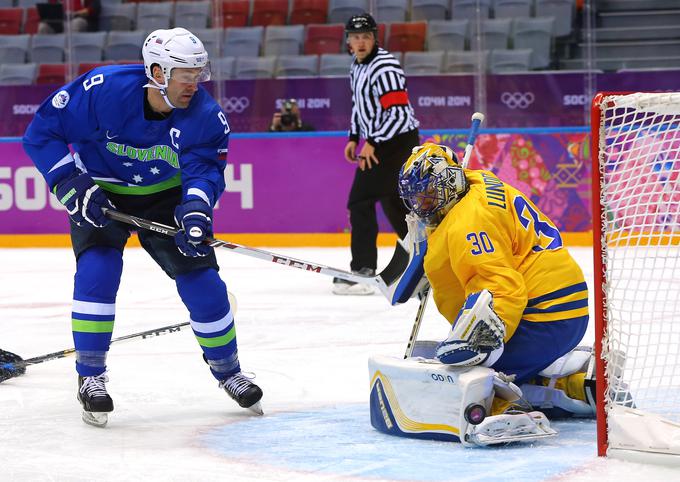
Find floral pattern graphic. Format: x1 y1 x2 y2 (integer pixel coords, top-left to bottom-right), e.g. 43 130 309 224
423 131 591 232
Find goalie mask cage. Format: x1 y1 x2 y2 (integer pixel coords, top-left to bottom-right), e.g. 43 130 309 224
591 92 680 464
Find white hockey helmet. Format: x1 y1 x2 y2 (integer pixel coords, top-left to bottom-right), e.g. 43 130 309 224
142 28 211 88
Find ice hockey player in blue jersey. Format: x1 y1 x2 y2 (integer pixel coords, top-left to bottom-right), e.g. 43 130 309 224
23 28 263 427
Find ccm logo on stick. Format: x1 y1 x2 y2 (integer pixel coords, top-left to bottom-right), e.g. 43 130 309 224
272 256 322 272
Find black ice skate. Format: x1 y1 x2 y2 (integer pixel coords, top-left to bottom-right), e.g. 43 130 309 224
77 373 114 427
219 372 263 415
332 267 375 295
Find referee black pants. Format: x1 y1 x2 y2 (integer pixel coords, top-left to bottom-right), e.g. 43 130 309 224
347 129 419 272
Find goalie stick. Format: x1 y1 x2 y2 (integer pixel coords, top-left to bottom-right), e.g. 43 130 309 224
103 208 415 305
0 321 191 383
403 112 485 359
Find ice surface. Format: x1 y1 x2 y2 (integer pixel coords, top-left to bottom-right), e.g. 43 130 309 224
1 246 679 481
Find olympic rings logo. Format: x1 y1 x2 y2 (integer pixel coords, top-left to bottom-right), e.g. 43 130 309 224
500 92 535 110
221 96 250 113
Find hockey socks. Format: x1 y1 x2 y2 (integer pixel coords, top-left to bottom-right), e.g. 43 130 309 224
176 268 241 380
72 247 123 377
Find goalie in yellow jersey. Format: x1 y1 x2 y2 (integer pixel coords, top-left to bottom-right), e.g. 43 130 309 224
398 143 597 428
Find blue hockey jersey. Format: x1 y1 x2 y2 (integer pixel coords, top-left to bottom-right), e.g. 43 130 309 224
23 64 229 206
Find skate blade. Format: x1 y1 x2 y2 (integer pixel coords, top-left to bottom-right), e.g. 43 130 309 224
247 401 264 416
332 284 374 296
82 410 109 427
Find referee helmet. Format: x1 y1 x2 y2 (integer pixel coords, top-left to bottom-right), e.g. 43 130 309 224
345 13 378 37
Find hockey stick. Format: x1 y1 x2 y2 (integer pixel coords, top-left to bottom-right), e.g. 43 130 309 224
403 112 485 358
103 209 412 305
0 321 190 383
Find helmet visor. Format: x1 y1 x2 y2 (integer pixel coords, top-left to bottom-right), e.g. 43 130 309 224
170 64 211 83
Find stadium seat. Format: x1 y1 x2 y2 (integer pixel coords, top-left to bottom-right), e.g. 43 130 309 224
387 22 426 53
136 2 173 31
478 18 511 50
512 16 554 69
264 25 305 56
16 0 43 6
451 0 491 19
100 3 137 31
0 62 37 85
490 48 532 72
234 56 276 78
427 19 468 51
223 26 264 58
376 0 408 23
104 31 147 61
0 34 30 64
328 0 369 25
492 0 532 19
377 23 386 46
30 34 66 63
535 0 573 37
251 0 288 27
71 32 107 62
23 7 40 34
304 23 344 55
211 56 235 80
403 50 444 75
212 0 249 28
0 0 13 7
174 0 211 29
36 63 67 85
192 28 222 58
290 0 328 25
78 61 114 76
275 54 319 77
444 50 488 73
411 0 450 22
319 52 351 76
0 8 23 34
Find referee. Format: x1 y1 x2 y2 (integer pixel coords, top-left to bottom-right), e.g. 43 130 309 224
333 12 420 295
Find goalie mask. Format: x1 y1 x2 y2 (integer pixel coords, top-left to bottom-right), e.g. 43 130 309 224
142 28 211 109
398 143 468 222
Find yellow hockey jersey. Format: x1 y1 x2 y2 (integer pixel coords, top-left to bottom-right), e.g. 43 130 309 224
424 170 588 342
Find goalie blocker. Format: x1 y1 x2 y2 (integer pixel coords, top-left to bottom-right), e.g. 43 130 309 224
368 354 556 447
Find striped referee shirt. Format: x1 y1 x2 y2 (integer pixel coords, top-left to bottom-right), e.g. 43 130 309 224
349 47 419 145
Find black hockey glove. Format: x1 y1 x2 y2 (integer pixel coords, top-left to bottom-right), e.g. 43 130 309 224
0 349 26 383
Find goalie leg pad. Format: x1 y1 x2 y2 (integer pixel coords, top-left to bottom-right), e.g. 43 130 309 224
523 346 596 418
368 355 495 443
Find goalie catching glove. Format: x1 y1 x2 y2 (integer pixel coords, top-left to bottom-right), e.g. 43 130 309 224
436 289 505 367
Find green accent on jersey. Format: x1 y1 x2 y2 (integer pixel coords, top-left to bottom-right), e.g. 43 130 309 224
195 326 236 348
106 141 179 168
59 187 77 205
95 172 181 195
72 318 114 334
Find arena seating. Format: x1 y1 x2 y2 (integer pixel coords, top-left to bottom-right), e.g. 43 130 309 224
12 0 677 83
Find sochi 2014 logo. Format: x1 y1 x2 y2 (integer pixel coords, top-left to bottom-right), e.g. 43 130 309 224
500 92 535 110
221 96 250 114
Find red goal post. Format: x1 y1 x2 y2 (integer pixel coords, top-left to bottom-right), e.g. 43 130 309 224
591 92 680 464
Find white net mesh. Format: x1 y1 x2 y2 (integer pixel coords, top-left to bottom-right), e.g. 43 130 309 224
597 93 680 426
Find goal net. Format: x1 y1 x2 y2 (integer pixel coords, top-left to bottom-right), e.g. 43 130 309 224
592 92 680 463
